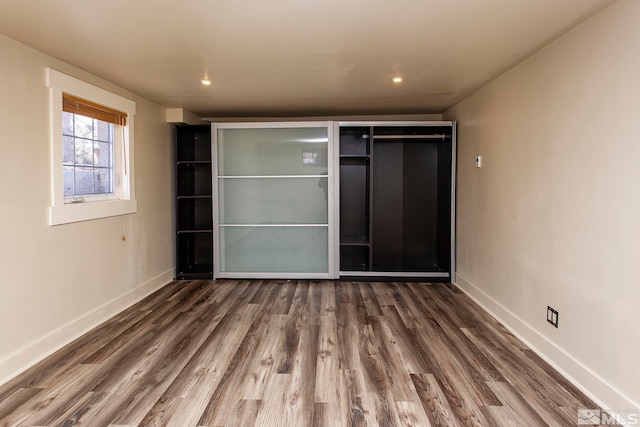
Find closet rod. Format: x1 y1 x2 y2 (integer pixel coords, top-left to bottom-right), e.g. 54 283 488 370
372 134 447 140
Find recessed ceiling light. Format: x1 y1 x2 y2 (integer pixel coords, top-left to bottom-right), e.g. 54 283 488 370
392 76 403 84
201 79 211 86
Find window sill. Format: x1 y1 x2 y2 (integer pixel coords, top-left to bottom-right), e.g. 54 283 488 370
49 199 137 225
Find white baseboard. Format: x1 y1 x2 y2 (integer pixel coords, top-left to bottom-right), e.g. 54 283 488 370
455 272 639 412
0 268 175 386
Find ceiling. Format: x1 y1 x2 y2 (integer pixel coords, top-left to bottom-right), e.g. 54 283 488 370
0 0 616 118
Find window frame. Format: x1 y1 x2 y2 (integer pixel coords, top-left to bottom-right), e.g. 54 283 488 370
46 68 137 225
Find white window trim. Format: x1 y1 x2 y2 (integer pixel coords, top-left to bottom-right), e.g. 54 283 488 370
46 68 137 225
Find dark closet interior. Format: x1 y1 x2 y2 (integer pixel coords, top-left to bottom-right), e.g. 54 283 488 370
339 124 454 277
339 127 372 270
175 124 214 279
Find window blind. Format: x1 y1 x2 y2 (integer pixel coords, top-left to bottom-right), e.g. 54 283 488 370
62 93 127 126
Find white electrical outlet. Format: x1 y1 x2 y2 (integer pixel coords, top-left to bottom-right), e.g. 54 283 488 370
475 156 482 168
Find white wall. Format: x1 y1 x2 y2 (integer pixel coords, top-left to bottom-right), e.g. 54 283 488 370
0 34 175 384
445 0 640 410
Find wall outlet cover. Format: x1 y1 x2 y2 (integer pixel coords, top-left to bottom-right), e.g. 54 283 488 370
547 306 559 328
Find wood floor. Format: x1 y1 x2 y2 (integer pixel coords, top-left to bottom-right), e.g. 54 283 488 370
0 280 600 426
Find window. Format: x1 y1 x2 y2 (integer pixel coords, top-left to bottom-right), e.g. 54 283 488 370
46 68 137 225
63 110 114 198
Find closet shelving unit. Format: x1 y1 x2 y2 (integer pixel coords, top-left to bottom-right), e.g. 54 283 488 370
175 124 213 279
338 122 456 281
339 126 372 271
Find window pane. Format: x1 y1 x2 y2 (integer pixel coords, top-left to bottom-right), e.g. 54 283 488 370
94 168 111 193
75 138 93 166
74 114 93 139
63 112 115 198
94 142 111 167
63 166 74 196
95 120 111 142
74 167 94 194
63 136 75 164
62 112 74 135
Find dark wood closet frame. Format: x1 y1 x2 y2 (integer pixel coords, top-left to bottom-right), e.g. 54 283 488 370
336 121 456 282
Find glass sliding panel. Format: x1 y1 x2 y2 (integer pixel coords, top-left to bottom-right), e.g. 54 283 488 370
219 226 328 273
218 177 328 225
217 127 328 176
215 123 332 276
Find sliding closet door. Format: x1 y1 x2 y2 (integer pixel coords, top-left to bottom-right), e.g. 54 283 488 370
213 123 334 279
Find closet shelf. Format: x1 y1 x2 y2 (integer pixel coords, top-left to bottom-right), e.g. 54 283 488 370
177 227 213 233
340 236 370 246
177 160 212 164
373 134 446 140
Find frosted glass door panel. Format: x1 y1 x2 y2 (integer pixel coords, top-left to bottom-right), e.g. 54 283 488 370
214 122 332 277
218 177 328 224
217 127 328 176
220 226 328 273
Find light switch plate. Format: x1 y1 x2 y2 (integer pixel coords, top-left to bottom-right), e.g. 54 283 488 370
475 156 482 168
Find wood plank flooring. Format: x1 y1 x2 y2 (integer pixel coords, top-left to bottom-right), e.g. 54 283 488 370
0 280 601 426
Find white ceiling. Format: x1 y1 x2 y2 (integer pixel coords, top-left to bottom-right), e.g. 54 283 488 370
0 0 615 117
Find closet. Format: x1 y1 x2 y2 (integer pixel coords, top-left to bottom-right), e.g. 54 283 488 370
338 122 455 280
175 124 213 279
173 120 455 281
